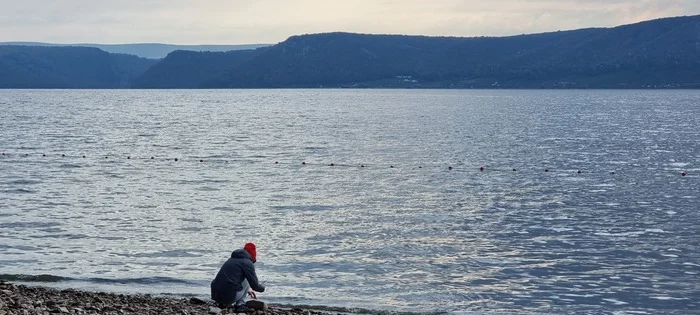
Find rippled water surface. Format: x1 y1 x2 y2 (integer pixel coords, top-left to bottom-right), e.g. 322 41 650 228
0 89 698 314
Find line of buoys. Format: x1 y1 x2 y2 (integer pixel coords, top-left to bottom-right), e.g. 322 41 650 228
0 153 694 177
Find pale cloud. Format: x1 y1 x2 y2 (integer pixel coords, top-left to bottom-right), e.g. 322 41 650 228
0 0 698 44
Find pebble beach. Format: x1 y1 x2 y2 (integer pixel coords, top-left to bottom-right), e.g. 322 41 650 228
0 281 330 315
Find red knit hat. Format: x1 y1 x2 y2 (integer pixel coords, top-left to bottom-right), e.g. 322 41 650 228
243 242 257 262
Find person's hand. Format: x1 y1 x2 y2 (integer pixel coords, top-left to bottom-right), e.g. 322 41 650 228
247 290 257 299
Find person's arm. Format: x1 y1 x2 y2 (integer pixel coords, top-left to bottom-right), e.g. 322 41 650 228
241 261 266 292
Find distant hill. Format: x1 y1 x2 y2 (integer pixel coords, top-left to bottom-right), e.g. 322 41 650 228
197 15 700 89
0 46 157 88
0 42 270 59
132 49 258 88
2 15 700 89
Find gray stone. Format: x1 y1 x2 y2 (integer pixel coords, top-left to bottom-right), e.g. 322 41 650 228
246 300 267 311
209 306 222 314
189 297 208 305
102 306 115 312
58 306 69 313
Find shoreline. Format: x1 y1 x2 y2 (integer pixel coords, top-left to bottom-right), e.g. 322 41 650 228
0 281 335 315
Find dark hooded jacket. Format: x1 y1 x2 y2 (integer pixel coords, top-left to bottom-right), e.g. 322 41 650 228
210 249 266 305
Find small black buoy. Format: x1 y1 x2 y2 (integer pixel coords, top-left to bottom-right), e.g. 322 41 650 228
200 159 204 163
681 171 687 177
302 162 306 165
448 166 453 170
42 154 46 157
330 163 335 166
150 157 154 160
174 158 178 162
479 166 484 172
418 166 422 169
361 165 365 168
105 156 108 159
390 165 394 168
82 155 85 158
577 170 582 174
545 169 549 172
513 168 517 172
275 161 279 164
611 171 616 175
24 153 28 157
127 156 130 159
62 154 66 157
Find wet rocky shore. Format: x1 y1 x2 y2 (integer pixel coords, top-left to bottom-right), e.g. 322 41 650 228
0 281 329 315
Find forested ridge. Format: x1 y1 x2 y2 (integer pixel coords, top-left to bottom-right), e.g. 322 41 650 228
2 15 699 89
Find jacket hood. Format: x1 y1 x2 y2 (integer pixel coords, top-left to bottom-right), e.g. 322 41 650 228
230 248 254 261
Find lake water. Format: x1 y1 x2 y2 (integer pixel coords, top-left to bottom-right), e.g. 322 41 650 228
0 89 698 315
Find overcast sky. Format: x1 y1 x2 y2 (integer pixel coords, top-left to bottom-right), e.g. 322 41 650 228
1 0 699 44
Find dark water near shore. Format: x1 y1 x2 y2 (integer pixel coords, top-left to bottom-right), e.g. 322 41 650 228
0 89 698 314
